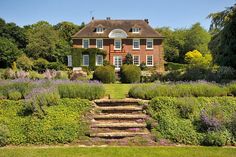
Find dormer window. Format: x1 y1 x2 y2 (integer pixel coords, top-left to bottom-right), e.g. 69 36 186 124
132 28 140 33
96 27 104 33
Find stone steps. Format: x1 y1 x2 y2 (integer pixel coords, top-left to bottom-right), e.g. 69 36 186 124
90 99 149 139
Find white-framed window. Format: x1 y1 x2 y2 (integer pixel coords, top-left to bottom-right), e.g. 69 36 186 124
133 55 140 65
82 39 89 48
146 55 153 66
96 39 103 49
96 55 103 66
83 55 89 66
133 39 140 49
67 55 72 67
146 39 153 49
132 28 140 33
96 27 103 33
114 39 121 50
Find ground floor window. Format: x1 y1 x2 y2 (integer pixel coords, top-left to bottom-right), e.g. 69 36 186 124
96 55 103 66
133 55 140 65
113 56 122 69
83 55 89 66
67 55 72 67
146 55 153 66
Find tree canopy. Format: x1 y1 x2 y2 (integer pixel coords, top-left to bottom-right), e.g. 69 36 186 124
208 4 236 69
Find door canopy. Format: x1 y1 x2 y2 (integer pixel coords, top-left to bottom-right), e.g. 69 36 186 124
108 29 128 39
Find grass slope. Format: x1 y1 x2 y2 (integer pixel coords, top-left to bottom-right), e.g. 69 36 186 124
0 146 235 157
104 84 133 99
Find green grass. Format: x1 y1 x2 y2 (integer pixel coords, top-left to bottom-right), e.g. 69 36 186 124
104 84 133 99
0 146 236 157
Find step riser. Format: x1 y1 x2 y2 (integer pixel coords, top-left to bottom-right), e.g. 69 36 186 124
91 128 147 132
100 110 143 114
93 119 145 123
96 102 140 106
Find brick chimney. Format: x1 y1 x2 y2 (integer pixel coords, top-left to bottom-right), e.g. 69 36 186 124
144 19 149 24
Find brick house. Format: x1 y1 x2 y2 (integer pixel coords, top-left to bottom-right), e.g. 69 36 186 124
70 18 164 72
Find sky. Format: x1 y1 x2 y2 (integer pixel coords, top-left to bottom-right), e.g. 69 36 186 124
0 0 235 30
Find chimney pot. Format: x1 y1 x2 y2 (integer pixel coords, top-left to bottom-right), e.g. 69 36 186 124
92 17 94 20
106 17 111 20
144 19 149 24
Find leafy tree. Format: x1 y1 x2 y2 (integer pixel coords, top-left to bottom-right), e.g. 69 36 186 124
0 37 22 67
25 21 60 62
185 50 203 63
16 54 33 71
208 4 236 69
185 50 212 67
54 21 81 45
0 18 27 49
125 53 133 64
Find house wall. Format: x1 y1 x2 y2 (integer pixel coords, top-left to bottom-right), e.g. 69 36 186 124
72 38 164 72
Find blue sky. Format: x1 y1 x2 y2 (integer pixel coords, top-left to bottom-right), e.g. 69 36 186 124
0 0 235 29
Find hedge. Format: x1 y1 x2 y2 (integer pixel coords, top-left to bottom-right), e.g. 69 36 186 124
129 82 228 99
120 64 141 83
71 48 106 70
93 65 116 83
148 97 236 146
0 98 91 145
58 82 105 100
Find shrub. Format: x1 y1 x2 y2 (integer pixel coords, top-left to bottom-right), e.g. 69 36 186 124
202 131 229 146
231 113 236 138
129 82 228 99
148 97 236 146
47 62 67 71
93 65 115 83
216 66 236 81
120 64 141 83
139 62 147 70
29 71 44 80
0 98 91 145
0 124 9 147
8 91 22 100
55 71 69 79
16 70 29 79
58 82 105 100
2 68 16 79
16 54 33 71
124 53 133 64
33 58 49 72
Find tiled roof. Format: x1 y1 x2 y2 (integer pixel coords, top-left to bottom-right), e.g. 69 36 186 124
72 19 163 38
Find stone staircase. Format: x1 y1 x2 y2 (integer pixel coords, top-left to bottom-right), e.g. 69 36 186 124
90 99 149 138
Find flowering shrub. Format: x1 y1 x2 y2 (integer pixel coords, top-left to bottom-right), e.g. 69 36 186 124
148 97 236 146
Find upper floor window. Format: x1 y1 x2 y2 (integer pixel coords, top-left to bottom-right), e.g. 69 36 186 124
132 28 140 33
133 39 140 49
96 39 103 49
146 39 153 49
114 39 121 50
96 27 103 33
82 39 89 48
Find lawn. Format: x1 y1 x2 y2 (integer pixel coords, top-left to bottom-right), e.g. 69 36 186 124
104 84 133 99
0 146 236 157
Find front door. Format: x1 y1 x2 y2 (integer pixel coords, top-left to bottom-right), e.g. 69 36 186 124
113 56 122 70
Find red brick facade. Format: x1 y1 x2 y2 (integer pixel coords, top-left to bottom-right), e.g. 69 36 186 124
72 19 164 72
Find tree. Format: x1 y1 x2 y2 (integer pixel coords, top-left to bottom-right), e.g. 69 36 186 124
0 37 22 68
208 4 236 69
54 21 81 45
125 53 133 64
184 23 211 55
16 54 33 71
185 50 212 67
0 18 27 49
25 21 60 61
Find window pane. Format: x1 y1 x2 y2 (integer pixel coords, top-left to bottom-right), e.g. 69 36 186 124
146 39 153 49
83 39 89 48
67 55 72 67
133 56 139 65
133 39 140 49
83 55 89 66
97 39 103 49
147 56 153 66
96 55 103 65
115 40 121 49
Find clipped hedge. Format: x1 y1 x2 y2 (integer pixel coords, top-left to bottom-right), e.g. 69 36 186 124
120 64 141 83
129 82 228 99
0 98 91 145
58 82 105 100
148 97 236 146
93 65 116 83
